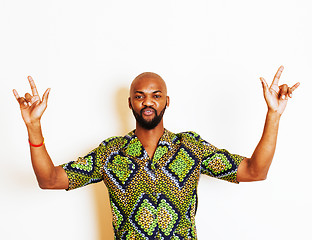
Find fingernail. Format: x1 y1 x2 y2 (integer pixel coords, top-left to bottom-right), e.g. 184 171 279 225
281 95 285 100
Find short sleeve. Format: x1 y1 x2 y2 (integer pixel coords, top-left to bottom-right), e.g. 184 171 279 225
199 137 245 184
61 145 104 191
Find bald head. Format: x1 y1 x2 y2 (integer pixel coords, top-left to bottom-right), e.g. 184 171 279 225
130 72 167 97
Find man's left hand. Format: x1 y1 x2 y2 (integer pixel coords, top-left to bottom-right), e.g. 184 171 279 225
260 66 300 115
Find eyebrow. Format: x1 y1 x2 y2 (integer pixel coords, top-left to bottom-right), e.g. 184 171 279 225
135 90 162 94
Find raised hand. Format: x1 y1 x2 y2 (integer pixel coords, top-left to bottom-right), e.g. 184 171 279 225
260 66 300 115
13 76 51 125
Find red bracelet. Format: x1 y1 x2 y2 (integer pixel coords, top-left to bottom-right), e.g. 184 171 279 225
28 138 45 147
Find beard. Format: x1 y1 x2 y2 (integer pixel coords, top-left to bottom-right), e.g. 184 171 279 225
131 104 167 130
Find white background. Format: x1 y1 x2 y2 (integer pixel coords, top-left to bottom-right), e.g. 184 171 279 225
1 0 311 239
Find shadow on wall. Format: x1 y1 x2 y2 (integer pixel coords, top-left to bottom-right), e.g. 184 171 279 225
91 86 133 240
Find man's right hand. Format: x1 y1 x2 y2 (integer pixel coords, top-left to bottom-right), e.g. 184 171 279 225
13 76 50 126
13 76 68 190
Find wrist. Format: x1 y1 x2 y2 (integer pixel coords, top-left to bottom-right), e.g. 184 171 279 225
29 138 45 147
267 109 281 121
26 121 44 144
26 120 41 129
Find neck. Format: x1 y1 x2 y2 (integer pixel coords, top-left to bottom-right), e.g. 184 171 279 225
134 121 165 159
135 120 165 143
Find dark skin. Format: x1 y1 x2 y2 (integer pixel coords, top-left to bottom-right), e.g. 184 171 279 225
12 67 300 189
128 72 169 158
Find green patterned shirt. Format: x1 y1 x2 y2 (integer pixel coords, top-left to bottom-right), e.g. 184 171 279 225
62 129 244 240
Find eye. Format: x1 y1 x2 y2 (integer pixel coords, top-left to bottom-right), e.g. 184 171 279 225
135 95 143 99
154 95 161 99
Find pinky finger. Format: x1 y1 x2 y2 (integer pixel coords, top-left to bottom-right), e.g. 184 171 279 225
13 89 28 108
13 89 20 100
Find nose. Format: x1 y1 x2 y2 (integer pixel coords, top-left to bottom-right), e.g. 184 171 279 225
142 96 154 107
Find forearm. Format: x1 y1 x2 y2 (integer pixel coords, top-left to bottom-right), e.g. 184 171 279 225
27 122 57 188
249 110 281 179
238 66 299 182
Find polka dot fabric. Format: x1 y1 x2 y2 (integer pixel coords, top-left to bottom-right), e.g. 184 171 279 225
61 129 245 240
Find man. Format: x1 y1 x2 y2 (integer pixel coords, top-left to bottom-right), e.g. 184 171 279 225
13 66 299 239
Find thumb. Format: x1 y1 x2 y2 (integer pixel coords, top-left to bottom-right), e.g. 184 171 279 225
42 88 51 104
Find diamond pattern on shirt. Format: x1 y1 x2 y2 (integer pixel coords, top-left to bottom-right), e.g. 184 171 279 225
163 145 198 189
104 152 138 191
67 152 97 175
129 194 158 239
157 195 180 238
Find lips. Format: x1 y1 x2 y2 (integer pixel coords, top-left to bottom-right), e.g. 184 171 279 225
141 107 155 116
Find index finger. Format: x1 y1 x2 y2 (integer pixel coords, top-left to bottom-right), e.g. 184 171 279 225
270 65 284 87
28 76 39 96
290 82 300 92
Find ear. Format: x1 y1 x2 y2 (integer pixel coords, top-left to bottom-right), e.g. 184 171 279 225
166 96 170 107
128 97 132 109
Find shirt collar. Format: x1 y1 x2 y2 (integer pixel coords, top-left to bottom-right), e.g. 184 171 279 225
122 129 178 160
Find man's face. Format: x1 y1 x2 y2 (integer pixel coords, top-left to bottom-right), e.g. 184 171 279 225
129 75 169 130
